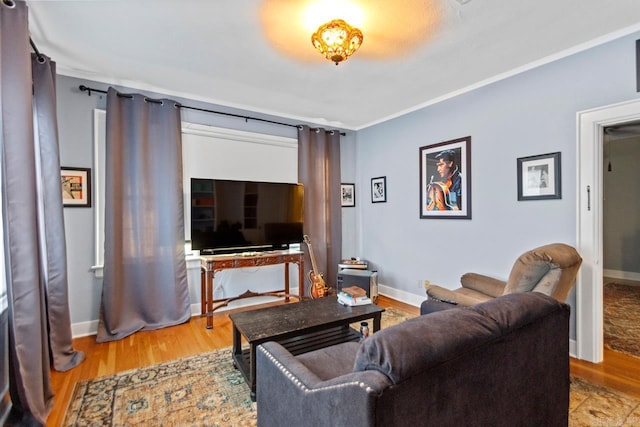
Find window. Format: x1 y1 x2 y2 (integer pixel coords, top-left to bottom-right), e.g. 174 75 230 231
92 110 298 276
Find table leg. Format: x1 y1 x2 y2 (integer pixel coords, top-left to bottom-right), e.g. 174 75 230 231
232 323 241 362
298 257 304 299
249 343 257 401
206 269 214 329
373 312 382 332
200 267 205 316
284 263 290 302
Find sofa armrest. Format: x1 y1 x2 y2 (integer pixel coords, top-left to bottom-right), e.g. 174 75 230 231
460 272 506 297
256 341 391 427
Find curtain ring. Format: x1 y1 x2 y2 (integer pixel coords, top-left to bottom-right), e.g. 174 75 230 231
330 130 335 135
143 97 164 105
2 0 16 8
314 128 320 134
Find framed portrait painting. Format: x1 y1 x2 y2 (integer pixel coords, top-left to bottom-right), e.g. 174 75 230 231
341 183 355 207
419 136 471 219
371 177 386 203
517 152 561 200
61 167 92 207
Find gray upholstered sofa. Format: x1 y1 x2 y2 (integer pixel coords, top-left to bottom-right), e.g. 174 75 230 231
256 292 570 427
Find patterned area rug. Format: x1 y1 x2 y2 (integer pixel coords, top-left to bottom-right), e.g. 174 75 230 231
64 307 640 426
64 348 256 426
570 377 640 426
63 307 409 426
604 282 640 358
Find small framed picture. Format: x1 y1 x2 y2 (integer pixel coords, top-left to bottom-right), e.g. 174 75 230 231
517 152 561 200
61 167 92 207
341 183 356 207
371 176 387 203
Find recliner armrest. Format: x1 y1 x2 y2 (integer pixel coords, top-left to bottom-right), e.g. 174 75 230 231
460 272 506 297
425 285 460 305
426 283 495 306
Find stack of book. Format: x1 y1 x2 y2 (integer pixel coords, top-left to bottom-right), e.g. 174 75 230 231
337 286 372 306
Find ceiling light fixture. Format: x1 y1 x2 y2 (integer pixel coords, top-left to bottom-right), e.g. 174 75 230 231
311 19 363 65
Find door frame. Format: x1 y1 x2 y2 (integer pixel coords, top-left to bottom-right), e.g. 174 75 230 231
576 97 640 362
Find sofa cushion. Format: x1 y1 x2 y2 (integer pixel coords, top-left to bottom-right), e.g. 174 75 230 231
295 341 360 381
353 306 500 384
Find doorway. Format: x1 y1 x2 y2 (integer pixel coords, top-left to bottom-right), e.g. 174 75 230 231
577 98 640 363
602 122 640 358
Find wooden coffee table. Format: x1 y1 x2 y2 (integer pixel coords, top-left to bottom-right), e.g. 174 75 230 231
229 297 385 400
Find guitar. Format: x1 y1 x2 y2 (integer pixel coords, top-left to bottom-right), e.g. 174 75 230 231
303 235 328 298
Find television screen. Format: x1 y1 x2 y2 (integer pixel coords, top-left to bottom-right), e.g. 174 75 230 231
190 178 303 254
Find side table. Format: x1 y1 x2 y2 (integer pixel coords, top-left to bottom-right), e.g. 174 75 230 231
200 250 305 329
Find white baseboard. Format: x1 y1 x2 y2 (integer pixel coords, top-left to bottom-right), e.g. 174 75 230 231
378 283 424 308
71 320 99 338
71 285 427 338
71 301 279 338
73 286 575 353
603 269 640 282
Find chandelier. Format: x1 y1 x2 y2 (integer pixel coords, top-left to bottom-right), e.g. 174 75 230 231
311 19 363 65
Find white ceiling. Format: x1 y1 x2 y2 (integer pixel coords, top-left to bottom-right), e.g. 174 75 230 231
27 0 640 130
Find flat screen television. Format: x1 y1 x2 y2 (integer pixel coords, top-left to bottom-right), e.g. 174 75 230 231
190 178 304 254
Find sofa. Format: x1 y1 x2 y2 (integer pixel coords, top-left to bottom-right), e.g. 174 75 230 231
256 292 570 427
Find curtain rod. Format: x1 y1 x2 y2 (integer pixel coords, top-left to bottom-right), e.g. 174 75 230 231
78 85 345 135
29 37 45 63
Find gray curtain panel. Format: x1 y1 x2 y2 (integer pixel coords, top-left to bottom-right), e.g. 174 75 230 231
96 88 190 343
0 3 52 422
1 1 83 424
32 54 86 373
297 126 342 294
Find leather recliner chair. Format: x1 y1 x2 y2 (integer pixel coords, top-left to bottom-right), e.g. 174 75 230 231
425 243 582 307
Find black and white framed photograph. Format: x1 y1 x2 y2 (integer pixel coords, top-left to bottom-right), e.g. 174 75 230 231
341 183 355 207
61 167 92 207
371 176 386 203
419 136 471 219
517 152 561 200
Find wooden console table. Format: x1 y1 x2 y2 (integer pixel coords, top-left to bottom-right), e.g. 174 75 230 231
200 250 305 329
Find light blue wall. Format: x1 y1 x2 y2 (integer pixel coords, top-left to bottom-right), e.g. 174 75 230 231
353 31 640 338
57 30 640 338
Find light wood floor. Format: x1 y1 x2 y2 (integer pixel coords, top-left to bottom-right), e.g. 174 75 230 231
46 295 640 426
